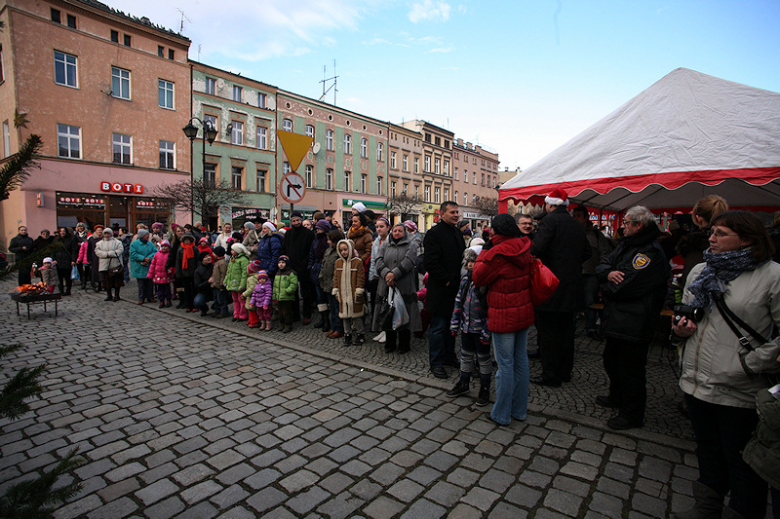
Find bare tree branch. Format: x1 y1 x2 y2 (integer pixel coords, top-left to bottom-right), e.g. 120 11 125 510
473 196 499 217
151 179 249 223
386 192 421 217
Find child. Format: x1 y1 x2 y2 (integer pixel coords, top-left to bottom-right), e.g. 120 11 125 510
147 240 173 307
193 251 214 316
244 260 262 328
250 270 273 330
447 248 492 406
208 246 230 317
224 243 250 321
197 237 213 259
40 257 59 293
332 239 366 346
273 255 298 333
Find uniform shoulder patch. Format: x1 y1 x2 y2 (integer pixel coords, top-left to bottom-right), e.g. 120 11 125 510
632 253 651 270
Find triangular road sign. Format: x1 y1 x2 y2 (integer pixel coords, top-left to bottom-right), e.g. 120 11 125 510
277 131 313 172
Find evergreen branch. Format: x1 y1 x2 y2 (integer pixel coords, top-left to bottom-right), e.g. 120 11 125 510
0 134 42 202
0 364 45 420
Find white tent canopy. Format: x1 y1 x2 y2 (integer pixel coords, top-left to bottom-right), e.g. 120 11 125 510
499 68 780 212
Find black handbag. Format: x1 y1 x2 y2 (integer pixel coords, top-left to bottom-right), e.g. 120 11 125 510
107 257 123 276
378 288 396 331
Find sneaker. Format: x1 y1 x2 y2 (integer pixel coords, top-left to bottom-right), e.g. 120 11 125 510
446 381 469 397
373 331 386 342
476 386 490 407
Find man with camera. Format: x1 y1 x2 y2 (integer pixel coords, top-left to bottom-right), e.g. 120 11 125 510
594 206 669 430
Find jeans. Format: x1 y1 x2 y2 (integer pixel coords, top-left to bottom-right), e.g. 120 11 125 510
582 274 600 331
136 278 154 302
491 328 529 425
685 394 767 519
429 314 457 368
193 291 212 313
213 288 230 315
328 294 344 333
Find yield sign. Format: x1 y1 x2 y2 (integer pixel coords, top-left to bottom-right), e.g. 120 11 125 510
279 172 306 204
277 131 313 172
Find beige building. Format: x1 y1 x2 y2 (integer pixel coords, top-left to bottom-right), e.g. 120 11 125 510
387 123 424 228
452 139 500 231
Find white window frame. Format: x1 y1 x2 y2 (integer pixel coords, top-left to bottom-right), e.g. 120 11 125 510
377 177 382 195
434 187 440 204
111 66 131 100
377 142 384 161
326 168 333 190
231 165 243 190
2 121 9 158
305 124 315 138
305 164 313 188
415 158 419 173
205 77 215 95
231 121 243 145
283 162 291 174
158 79 174 109
256 126 267 150
390 151 396 169
159 140 175 169
112 132 132 164
402 154 408 171
258 93 267 108
233 85 242 102
360 138 367 158
473 172 477 184
360 174 367 194
204 163 216 187
256 169 266 193
283 119 293 132
463 192 468 205
344 171 351 191
424 156 431 172
54 51 78 88
424 185 430 202
204 115 217 134
344 133 352 155
57 124 81 159
326 129 334 151
443 160 449 176
434 157 440 174
391 181 396 198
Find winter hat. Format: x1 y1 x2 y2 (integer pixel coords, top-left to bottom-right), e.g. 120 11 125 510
102 228 114 236
230 232 243 243
315 219 331 232
43 257 53 264
291 210 303 219
491 213 523 237
352 202 366 213
458 220 470 229
231 243 248 256
244 221 256 231
463 248 478 264
93 224 105 232
278 255 290 264
198 237 209 245
212 246 226 257
403 220 418 233
545 188 569 207
181 232 195 242
151 222 164 231
137 229 150 239
170 223 180 230
248 260 262 273
198 251 211 262
262 222 277 233
468 237 485 255
159 239 171 248
257 270 269 281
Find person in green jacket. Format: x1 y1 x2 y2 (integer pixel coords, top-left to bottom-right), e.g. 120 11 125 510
224 243 250 321
273 255 298 333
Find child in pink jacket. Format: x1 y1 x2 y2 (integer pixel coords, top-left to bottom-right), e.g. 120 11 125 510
147 240 173 307
250 270 273 330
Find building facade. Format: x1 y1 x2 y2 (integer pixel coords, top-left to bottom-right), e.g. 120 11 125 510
386 123 424 229
0 0 191 246
452 139 500 231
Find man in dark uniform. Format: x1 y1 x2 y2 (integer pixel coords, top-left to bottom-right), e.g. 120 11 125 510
595 205 669 430
424 201 466 379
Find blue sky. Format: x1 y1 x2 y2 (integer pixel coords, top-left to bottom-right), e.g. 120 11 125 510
109 0 780 172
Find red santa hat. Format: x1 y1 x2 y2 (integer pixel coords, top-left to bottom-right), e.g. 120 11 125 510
545 188 569 207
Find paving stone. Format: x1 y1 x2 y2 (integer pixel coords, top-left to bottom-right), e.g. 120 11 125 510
286 486 331 515
87 496 138 519
279 469 320 493
172 464 216 486
210 484 250 510
632 492 668 517
144 496 186 519
488 502 528 519
399 498 447 519
478 468 515 494
246 487 287 514
181 480 224 505
590 491 625 519
135 478 179 506
544 489 583 516
363 495 405 519
425 481 466 507
105 462 145 482
505 482 543 508
460 486 500 511
387 478 425 501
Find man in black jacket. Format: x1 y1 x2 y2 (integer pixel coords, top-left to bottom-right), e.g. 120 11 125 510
281 211 315 324
9 225 34 285
424 201 466 379
530 189 591 387
595 205 669 430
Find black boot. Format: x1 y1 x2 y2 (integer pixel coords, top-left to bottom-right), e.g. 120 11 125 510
476 385 490 407
384 330 397 353
398 329 411 354
343 334 352 346
315 309 330 330
354 333 365 345
104 288 113 301
113 287 120 301
671 481 723 519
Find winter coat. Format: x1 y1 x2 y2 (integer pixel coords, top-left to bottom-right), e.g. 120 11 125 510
281 225 314 273
473 234 534 333
51 236 78 268
257 232 283 276
40 266 59 288
77 241 88 264
530 205 591 312
423 221 466 317
33 235 54 254
743 389 780 489
147 249 173 284
210 257 227 289
9 234 34 263
94 237 124 272
273 269 298 302
194 263 214 295
595 224 669 344
242 230 260 256
347 226 373 264
86 235 103 283
369 236 389 281
450 272 490 342
582 223 614 275
243 269 259 307
213 231 232 251
250 279 273 309
373 232 421 332
678 260 780 408
175 245 198 279
318 246 339 293
224 252 250 292
308 232 329 285
333 239 365 318
128 239 157 279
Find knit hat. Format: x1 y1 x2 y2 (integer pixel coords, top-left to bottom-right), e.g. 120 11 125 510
315 219 331 232
93 224 105 232
463 248 478 263
102 228 113 235
244 221 255 231
291 210 303 219
403 220 418 233
151 222 164 230
458 220 470 229
262 222 277 233
159 239 171 248
137 229 150 239
257 270 269 280
231 243 248 256
212 246 226 257
352 202 366 213
491 213 523 237
545 188 569 207
278 255 290 264
170 223 180 230
43 257 53 264
181 232 195 242
248 260 262 273
198 251 211 262
198 237 209 245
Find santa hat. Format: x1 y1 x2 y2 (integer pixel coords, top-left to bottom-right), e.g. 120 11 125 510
545 188 569 207
262 222 276 233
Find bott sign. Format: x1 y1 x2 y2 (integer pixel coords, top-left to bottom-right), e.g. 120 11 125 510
279 172 306 204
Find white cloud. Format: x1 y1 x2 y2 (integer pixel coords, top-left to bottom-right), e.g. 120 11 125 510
408 0 452 23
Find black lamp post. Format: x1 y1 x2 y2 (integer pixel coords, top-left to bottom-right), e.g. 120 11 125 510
183 118 218 222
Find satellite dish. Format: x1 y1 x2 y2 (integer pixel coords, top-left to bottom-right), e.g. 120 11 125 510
312 142 321 154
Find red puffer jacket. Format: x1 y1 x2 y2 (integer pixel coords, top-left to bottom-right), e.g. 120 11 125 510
473 234 534 333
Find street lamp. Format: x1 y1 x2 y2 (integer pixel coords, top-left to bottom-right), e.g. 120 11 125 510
183 117 218 222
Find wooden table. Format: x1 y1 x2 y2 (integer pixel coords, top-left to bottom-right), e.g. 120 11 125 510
10 293 62 319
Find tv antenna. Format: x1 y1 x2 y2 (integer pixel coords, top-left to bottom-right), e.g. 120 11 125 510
319 60 339 105
176 8 191 33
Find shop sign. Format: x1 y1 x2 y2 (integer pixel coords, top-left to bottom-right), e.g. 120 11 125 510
341 198 386 211
57 196 106 208
58 196 82 206
100 182 144 194
232 208 270 220
136 199 170 210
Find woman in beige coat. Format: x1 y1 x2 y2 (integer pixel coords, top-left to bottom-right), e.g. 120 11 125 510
94 228 125 301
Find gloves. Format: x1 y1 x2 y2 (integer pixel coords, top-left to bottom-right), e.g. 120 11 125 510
331 288 338 296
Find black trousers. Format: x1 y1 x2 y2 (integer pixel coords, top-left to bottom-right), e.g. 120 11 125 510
603 337 649 424
535 309 575 382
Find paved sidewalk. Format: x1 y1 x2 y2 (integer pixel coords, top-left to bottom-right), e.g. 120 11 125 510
0 282 768 518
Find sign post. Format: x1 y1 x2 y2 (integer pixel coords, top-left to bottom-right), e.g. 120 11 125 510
276 131 313 221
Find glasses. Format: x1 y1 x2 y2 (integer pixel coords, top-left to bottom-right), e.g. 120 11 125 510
621 220 638 227
707 229 738 239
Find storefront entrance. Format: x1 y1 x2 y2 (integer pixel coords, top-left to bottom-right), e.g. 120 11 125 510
56 192 172 232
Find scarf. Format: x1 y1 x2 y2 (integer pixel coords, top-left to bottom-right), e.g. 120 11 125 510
688 248 766 310
181 242 196 270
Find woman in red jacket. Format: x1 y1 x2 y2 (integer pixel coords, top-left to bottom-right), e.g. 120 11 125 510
473 213 534 426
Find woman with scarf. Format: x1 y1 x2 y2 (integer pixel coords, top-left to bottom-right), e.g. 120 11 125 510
175 233 198 312
94 228 124 301
368 217 391 343
347 213 373 264
672 210 780 519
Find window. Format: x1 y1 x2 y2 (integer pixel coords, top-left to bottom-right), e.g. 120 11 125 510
472 193 477 204
390 151 396 169
232 85 242 102
205 77 215 95
305 165 313 188
415 185 419 199
326 168 333 190
472 172 477 184
256 126 267 149
112 133 131 164
204 163 216 187
344 171 352 191
403 184 408 195
51 8 61 23
444 160 449 176
377 142 384 161
434 158 440 174
3 121 10 158
454 190 458 202
414 157 419 174
123 34 131 47
54 51 77 87
158 45 164 57
403 154 408 171
159 141 175 169
463 192 468 205
360 138 367 158
111 66 130 99
231 166 243 190
111 30 119 43
434 187 440 204
377 177 382 195
435 136 441 146
256 169 266 193
481 173 485 186
424 156 431 172
444 139 449 149
283 162 291 174
231 121 243 145
282 119 292 132
424 185 430 202
305 124 314 138
204 115 217 134
168 49 174 60
444 188 449 200
360 174 367 194
158 79 174 109
258 93 267 108
391 181 396 198
67 14 76 28
454 167 458 181
326 130 334 151
344 134 351 155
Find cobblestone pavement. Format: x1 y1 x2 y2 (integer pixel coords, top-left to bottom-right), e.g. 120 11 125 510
0 282 771 518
